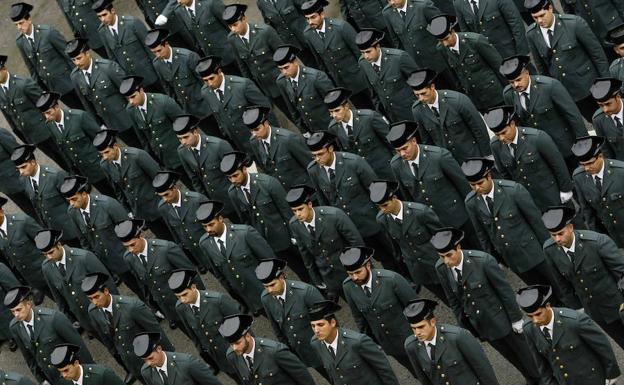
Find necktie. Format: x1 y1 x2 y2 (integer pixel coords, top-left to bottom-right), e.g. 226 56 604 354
566 250 575 263
373 64 380 74
615 116 623 128
58 263 67 277
521 92 530 110
394 217 402 225
345 124 353 136
307 224 316 238
104 309 113 330
278 297 285 307
485 196 494 214
291 79 298 91
411 162 419 177
327 345 336 359
542 327 552 342
0 228 6 238
243 187 251 204
110 28 119 42
83 211 91 226
508 143 516 158
139 107 147 121
58 123 64 133
27 324 35 342
192 148 200 162
114 162 122 176
31 179 39 194
159 369 169 385
188 8 196 21
547 29 554 48
166 60 172 71
318 31 325 40
430 106 439 118
245 356 254 372
363 286 371 298
218 239 226 255
399 10 406 19
263 141 270 155
138 253 148 267
427 342 435 361
84 71 91 85
470 0 479 15
241 37 249 47
192 305 200 317
0 86 6 96
216 89 224 102
455 267 463 283
595 176 602 192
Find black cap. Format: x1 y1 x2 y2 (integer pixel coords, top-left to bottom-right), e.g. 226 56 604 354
119 75 144 97
4 286 32 308
92 129 118 151
65 38 89 58
10 2 33 21
499 55 531 80
152 171 180 193
483 105 516 133
308 300 340 321
427 14 457 39
324 88 352 109
300 0 328 15
369 180 398 204
60 175 89 198
81 272 110 295
145 28 169 48
590 78 622 102
606 24 624 46
35 229 63 252
355 28 385 50
516 285 552 313
172 114 200 135
196 200 224 223
571 136 604 162
406 69 437 90
0 196 7 207
403 299 438 323
91 0 114 12
10 144 36 165
524 0 550 13
196 55 221 76
286 185 315 207
36 91 61 111
133 332 161 358
306 131 336 151
273 45 298 65
255 259 287 283
50 344 80 368
541 206 576 232
218 314 253 342
114 219 145 242
222 4 247 24
386 121 418 148
243 106 271 128
168 269 198 293
220 151 250 175
339 246 374 271
461 157 494 182
430 227 464 253
0 55 7 68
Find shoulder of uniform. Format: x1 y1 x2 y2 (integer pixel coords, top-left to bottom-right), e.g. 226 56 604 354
520 127 537 136
373 269 395 279
526 23 538 32
576 230 599 241
559 14 577 21
339 151 358 161
497 179 516 188
607 159 624 169
306 160 317 170
422 145 442 155
230 224 247 231
257 338 279 349
465 190 477 201
437 323 461 336
555 307 579 319
572 166 585 176
593 108 607 119
434 258 445 269
37 307 55 316
390 154 402 164
328 18 343 26
543 238 556 248
404 334 418 347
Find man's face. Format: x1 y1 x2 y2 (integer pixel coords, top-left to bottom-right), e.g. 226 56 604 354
96 8 116 26
122 237 145 255
311 147 334 167
387 0 406 9
202 217 225 236
87 289 111 309
177 0 193 5
413 86 436 105
67 192 88 210
126 89 146 108
579 154 604 175
71 51 91 70
509 70 530 93
531 6 554 28
526 305 552 326
438 247 462 268
16 160 37 177
14 17 33 35
177 130 200 148
395 138 418 161
494 123 517 145
440 32 457 48
291 202 314 223
549 224 574 248
410 318 436 342
143 347 165 368
157 187 179 204
377 197 400 215
310 318 336 342
227 169 247 187
278 62 299 79
347 264 371 286
58 362 81 381
305 12 324 29
98 145 119 162
174 285 198 305
10 300 33 322
596 95 622 116
468 174 494 196
0 68 8 84
0 208 4 225
43 243 64 262
263 277 286 297
202 71 223 90
230 334 253 355
614 43 624 58
228 18 248 36
250 120 270 140
328 104 350 123
360 46 380 63
43 105 62 122
150 44 171 60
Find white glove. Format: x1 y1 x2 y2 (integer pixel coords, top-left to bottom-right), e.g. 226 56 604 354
606 378 618 385
41 381 51 385
578 308 585 314
155 14 168 26
290 237 297 245
512 319 524 334
560 191 573 203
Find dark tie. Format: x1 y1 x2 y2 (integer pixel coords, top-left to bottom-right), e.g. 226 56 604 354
104 310 113 330
394 217 402 225
470 0 479 15
58 263 66 277
0 228 6 238
31 179 39 194
27 324 35 342
245 356 254 372
345 124 353 136
430 106 440 118
318 31 325 40
542 327 552 343
241 37 249 47
508 143 516 158
363 286 371 298
455 268 463 284
263 141 270 155
159 369 169 385
411 162 419 177
485 196 494 214
242 187 251 204
0 86 7 96
291 79 298 91
111 28 119 42
595 176 602 192
138 253 148 267
188 8 196 21
521 92 530 110
373 64 380 74
278 297 285 307
216 89 224 102
83 211 91 226
566 250 575 263
58 123 64 132
328 168 336 185
166 60 172 71
28 37 36 50
547 29 554 48
399 10 406 19
615 116 623 128
192 148 200 163
218 239 226 255
427 342 435 361
307 224 316 238
192 305 200 317
139 107 147 121
84 71 91 85
327 345 336 359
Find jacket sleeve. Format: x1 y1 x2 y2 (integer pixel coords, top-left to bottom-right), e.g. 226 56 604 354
526 32 548 75
549 79 588 138
344 286 370 334
356 334 400 385
245 79 273 108
483 254 523 322
596 233 624 282
245 226 277 260
289 134 314 170
440 149 471 197
107 196 131 223
576 312 621 380
574 17 609 77
456 329 500 385
465 198 496 255
392 272 419 306
499 0 529 54
101 367 126 385
459 95 491 156
17 40 38 85
137 150 161 180
186 355 222 385
274 344 317 385
335 209 365 246
475 34 504 81
513 183 550 243
536 131 573 193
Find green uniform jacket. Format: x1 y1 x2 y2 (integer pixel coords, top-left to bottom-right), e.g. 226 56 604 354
610 58 624 81
526 14 609 101
437 32 505 110
340 0 388 31
593 108 624 161
454 0 528 58
523 308 620 385
490 126 573 211
141 351 221 385
55 0 105 51
226 337 317 385
404 323 500 385
0 370 37 385
98 15 159 87
57 364 125 385
261 280 324 368
343 268 416 354
175 290 240 377
257 0 308 51
562 0 624 49
303 18 368 94
41 245 118 333
228 172 292 252
127 92 184 170
0 263 20 342
358 48 418 123
311 328 399 385
390 145 472 229
276 66 334 133
307 151 381 237
67 193 131 276
88 295 174 378
573 159 624 247
544 230 624 324
100 146 161 222
376 201 442 286
9 307 93 384
228 23 284 98
328 109 394 180
0 127 24 195
465 179 549 273
16 24 75 95
288 206 364 291
134 0 192 44
412 89 491 164
198 224 275 313
249 126 311 190
502 75 588 162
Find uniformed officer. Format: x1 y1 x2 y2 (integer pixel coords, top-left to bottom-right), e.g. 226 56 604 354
403 299 500 385
60 175 143 297
243 105 312 189
286 184 364 301
408 68 491 165
11 2 82 109
0 262 21 352
168 269 240 380
54 0 107 58
524 0 609 121
340 246 417 373
6 286 93 385
500 55 588 172
571 136 624 247
94 128 172 240
66 38 141 148
517 285 621 385
485 105 574 211
431 227 544 384
0 369 36 385
356 29 419 122
196 200 275 315
308 300 400 385
50 343 125 385
340 0 388 34
541 205 624 349
590 77 624 161
138 0 197 51
93 0 161 93
274 45 335 133
301 0 371 109
607 24 624 80
133 332 222 385
427 14 506 110
82 272 174 384
0 127 36 217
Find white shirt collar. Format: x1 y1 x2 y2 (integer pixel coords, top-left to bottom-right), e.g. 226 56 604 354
156 352 168 374
139 95 148 111
263 126 272 146
103 294 114 313
540 308 555 335
372 50 383 67
0 215 7 235
451 35 460 53
164 48 173 63
22 309 35 330
304 209 316 228
171 190 182 208
110 15 119 34
452 251 465 280
191 289 201 309
292 66 301 83
511 127 519 145
324 332 339 351
427 91 439 111
361 270 373 292
520 77 532 97
136 238 148 258
275 284 287 302
323 153 337 173
342 110 354 133
243 337 256 361
31 164 41 184
540 19 556 45
73 365 84 385
112 148 122 167
24 27 35 40
216 76 226 95
611 100 624 123
80 195 91 215
0 73 10 89
241 24 251 41
595 161 605 180
192 134 202 153
425 327 437 346
398 1 408 13
214 225 228 247
57 109 66 129
56 247 67 269
84 59 93 76
483 184 494 200
391 201 404 221
561 233 576 254
185 0 196 12
317 19 326 34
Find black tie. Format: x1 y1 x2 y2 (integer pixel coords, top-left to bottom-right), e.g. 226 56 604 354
84 71 91 85
166 61 172 72
399 10 406 19
241 37 249 47
291 79 298 91
508 143 516 158
373 64 380 74
427 342 435 361
31 179 39 194
430 106 439 118
328 168 336 184
188 8 196 21
159 369 169 385
455 268 463 284
547 29 554 48
411 162 419 177
307 224 316 238
242 187 251 204
58 263 66 277
218 239 226 255
27 324 35 342
139 107 147 121
192 148 200 162
470 0 479 15
138 254 148 267
521 92 530 110
278 297 285 307
327 345 336 359
263 141 270 155
566 250 575 263
83 211 91 226
192 305 200 317
111 28 119 42
58 123 64 132
216 89 224 102
485 196 494 214
595 176 602 192
318 31 325 40
28 37 36 50
104 309 113 328
0 86 7 96
363 286 371 298
114 162 122 175
615 116 623 128
345 124 353 136
0 228 5 238
246 356 254 372
542 327 552 343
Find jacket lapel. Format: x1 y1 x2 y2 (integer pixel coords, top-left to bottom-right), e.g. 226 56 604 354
65 250 77 280
417 148 430 179
438 96 449 125
369 273 382 303
549 16 564 49
334 154 347 189
477 0 487 21
167 353 178 384
573 234 587 269
492 185 505 216
433 327 447 363
601 162 616 196
552 310 565 346
334 331 349 365
252 338 265 374
527 80 541 112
